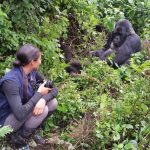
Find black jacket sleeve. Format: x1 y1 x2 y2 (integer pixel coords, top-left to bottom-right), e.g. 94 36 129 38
1 80 42 121
35 72 58 102
42 88 58 102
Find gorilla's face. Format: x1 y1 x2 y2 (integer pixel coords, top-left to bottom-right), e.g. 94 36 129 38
113 34 122 47
114 23 127 35
112 20 131 47
114 19 132 35
114 25 125 34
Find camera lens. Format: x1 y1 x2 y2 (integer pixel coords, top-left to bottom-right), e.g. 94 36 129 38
44 81 54 88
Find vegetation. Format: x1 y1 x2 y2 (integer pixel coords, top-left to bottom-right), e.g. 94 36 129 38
0 0 150 149
0 125 13 140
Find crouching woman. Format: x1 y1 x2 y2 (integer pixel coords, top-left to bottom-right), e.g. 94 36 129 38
0 44 58 149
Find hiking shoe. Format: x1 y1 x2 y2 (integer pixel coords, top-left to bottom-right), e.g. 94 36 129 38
10 132 27 148
33 133 45 145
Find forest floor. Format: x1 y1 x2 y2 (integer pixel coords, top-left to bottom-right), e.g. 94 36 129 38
34 112 95 150
1 112 95 150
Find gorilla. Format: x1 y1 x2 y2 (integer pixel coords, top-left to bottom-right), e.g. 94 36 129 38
65 60 83 76
60 40 73 63
59 38 83 76
92 19 141 68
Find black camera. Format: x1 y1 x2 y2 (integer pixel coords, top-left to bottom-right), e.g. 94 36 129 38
33 80 54 91
44 80 54 88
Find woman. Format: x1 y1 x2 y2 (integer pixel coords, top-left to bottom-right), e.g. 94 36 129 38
0 44 58 149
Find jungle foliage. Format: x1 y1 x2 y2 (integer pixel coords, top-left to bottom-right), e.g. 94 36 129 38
0 0 150 149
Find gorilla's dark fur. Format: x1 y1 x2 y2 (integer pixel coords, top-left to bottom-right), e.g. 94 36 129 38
65 60 82 76
59 40 82 75
92 19 141 68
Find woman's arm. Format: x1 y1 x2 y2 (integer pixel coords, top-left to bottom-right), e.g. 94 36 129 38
35 72 58 101
35 71 58 102
2 80 43 121
42 88 58 102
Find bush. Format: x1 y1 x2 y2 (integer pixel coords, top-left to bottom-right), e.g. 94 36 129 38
0 126 13 140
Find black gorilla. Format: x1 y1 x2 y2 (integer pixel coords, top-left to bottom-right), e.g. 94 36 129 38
59 40 82 75
65 60 83 76
92 19 141 68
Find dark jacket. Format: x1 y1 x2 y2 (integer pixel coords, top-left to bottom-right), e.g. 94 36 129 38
0 67 37 125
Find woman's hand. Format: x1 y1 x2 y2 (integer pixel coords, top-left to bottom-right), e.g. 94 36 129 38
33 98 46 116
37 81 51 95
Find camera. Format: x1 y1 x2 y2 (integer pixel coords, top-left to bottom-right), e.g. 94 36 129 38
33 80 54 91
44 80 54 88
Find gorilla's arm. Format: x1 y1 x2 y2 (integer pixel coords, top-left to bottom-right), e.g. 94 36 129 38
110 45 131 67
103 32 114 50
92 32 114 57
110 35 140 67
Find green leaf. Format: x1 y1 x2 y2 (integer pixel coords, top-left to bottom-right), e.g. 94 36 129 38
57 103 68 113
0 126 13 139
113 133 120 141
124 124 133 129
124 143 133 149
128 0 134 4
118 143 123 148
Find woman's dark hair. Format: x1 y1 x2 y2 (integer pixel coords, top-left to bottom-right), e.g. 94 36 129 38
13 44 41 67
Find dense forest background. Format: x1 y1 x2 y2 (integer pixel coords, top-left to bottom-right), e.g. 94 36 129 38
0 0 150 149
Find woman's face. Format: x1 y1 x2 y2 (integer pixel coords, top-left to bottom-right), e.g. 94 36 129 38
32 53 42 70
